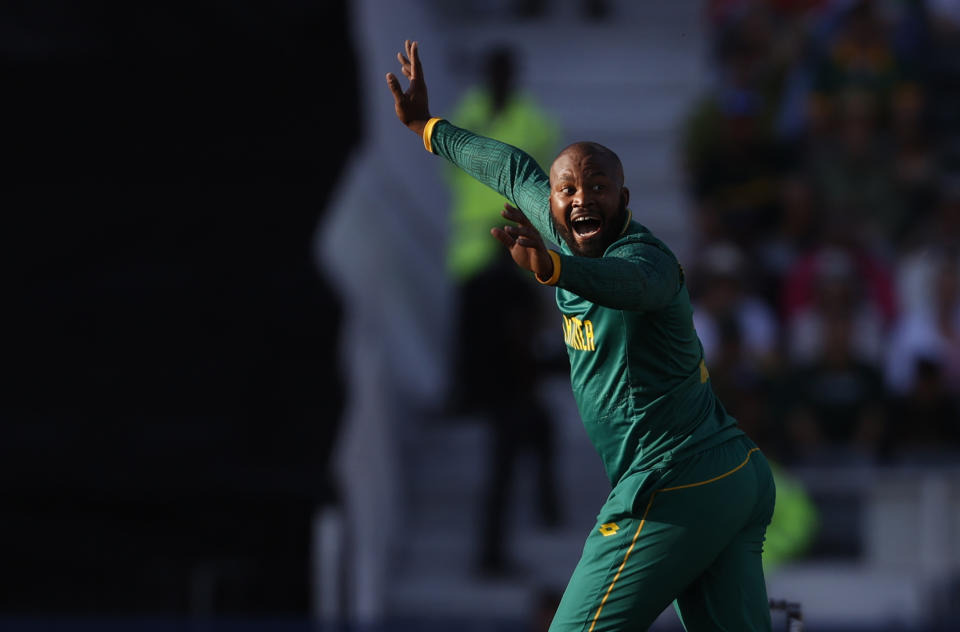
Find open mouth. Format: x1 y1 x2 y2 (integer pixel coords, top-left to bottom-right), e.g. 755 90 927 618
571 215 603 239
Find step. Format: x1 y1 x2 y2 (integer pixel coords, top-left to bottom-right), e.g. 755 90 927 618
386 574 535 620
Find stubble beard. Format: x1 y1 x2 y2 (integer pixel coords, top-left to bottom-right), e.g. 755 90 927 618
552 199 629 258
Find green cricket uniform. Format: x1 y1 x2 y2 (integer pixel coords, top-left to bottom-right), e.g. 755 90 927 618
426 119 776 631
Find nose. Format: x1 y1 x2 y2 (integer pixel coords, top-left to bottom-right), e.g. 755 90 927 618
572 187 591 208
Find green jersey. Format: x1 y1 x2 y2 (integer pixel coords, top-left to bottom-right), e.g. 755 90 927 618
429 120 743 486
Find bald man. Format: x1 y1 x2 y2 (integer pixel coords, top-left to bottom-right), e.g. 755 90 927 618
387 41 776 631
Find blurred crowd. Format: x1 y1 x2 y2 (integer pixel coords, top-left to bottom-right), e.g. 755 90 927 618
682 0 960 468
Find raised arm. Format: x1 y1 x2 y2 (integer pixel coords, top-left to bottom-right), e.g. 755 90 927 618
427 121 555 242
385 40 557 245
385 40 431 139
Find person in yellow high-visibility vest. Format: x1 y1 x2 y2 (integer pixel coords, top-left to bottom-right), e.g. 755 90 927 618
763 459 820 574
443 45 564 576
446 45 561 282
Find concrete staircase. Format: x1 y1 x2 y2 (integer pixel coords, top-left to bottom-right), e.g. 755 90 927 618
387 377 609 621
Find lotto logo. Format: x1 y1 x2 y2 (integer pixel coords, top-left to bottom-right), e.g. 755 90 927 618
598 522 620 537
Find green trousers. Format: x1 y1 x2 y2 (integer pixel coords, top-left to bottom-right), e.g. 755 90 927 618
550 436 776 631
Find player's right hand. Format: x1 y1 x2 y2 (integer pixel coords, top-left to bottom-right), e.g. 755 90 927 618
386 39 431 137
492 203 555 282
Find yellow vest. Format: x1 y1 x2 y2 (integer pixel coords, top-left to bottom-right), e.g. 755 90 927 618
763 460 820 572
446 88 560 282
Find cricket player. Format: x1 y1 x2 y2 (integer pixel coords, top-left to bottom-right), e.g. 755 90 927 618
387 40 776 631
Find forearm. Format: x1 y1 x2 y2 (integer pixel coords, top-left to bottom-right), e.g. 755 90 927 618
549 252 680 311
426 119 555 241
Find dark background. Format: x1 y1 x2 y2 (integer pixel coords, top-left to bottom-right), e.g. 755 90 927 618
4 0 358 616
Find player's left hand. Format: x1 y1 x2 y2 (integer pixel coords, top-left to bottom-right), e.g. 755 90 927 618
492 203 555 282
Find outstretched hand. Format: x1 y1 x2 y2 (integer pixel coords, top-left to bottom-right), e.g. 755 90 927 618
492 203 555 282
385 39 431 138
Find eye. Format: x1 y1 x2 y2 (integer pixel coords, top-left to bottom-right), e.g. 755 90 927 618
559 185 575 195
592 184 605 192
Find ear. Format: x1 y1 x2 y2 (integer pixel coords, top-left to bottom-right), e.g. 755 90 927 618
620 186 630 209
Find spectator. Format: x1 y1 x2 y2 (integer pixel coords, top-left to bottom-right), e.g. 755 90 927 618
806 0 916 139
922 0 960 172
445 45 561 283
782 244 892 367
896 174 960 298
774 305 888 466
682 12 789 254
805 86 905 251
703 313 777 459
890 82 939 236
885 356 960 464
691 241 781 374
442 45 564 577
762 459 820 573
754 169 823 310
885 249 960 397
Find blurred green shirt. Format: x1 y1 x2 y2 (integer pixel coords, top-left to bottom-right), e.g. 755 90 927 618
763 460 819 572
445 88 560 282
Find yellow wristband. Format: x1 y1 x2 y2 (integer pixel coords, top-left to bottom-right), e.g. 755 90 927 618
422 117 443 153
536 250 562 286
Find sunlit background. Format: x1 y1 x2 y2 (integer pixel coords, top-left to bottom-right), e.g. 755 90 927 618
6 0 960 630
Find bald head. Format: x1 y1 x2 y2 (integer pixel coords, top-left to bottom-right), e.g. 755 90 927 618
551 142 624 188
547 141 630 258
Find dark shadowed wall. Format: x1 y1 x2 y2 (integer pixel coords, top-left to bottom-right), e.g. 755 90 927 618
4 0 359 616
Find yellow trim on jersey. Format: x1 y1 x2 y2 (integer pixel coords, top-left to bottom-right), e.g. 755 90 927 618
423 117 443 153
587 447 760 630
539 211 625 289
537 250 562 285
659 447 759 492
619 209 633 235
